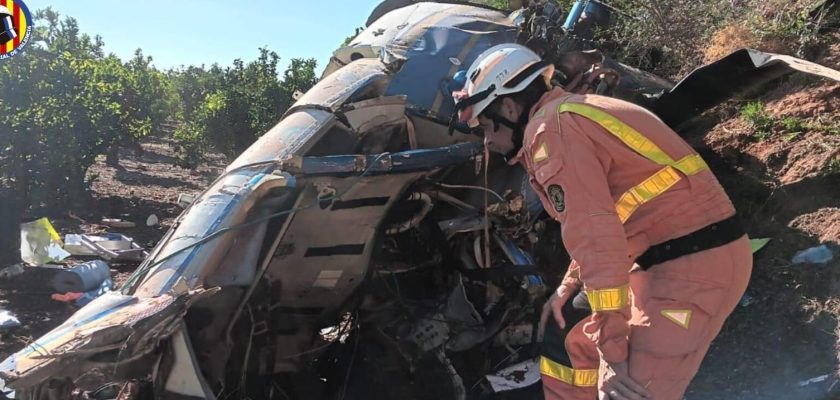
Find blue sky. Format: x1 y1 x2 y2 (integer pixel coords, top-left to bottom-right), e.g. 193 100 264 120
23 0 383 72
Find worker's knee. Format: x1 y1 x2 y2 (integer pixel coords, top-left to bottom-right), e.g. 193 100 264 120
628 349 707 400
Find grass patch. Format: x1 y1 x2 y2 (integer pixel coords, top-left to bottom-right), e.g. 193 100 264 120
742 101 774 140
781 116 807 133
812 118 840 136
824 157 840 176
783 132 801 142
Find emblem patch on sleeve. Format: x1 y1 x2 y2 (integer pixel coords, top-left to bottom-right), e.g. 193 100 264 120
547 185 564 212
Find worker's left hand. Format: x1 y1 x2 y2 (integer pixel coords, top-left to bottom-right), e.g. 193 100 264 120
598 360 650 400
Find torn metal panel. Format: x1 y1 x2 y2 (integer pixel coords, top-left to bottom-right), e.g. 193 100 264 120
326 3 511 73
132 172 293 298
340 95 407 134
326 2 517 120
1 292 181 389
291 58 389 114
265 173 425 308
228 109 336 170
264 172 425 372
160 325 215 398
652 49 840 127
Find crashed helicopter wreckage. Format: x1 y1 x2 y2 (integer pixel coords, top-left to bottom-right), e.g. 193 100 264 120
2 1 839 399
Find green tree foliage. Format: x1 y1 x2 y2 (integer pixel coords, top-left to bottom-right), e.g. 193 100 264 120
342 27 364 47
480 0 510 10
0 8 316 263
173 51 318 166
0 9 319 259
0 8 168 212
0 8 321 215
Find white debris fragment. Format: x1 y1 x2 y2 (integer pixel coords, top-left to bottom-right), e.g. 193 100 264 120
799 374 831 387
20 218 68 266
485 358 541 392
176 193 196 208
101 218 136 228
0 309 20 329
146 214 159 227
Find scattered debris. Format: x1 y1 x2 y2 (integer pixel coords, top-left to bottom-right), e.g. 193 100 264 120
67 211 87 224
51 292 84 303
0 264 24 280
64 233 148 261
52 277 112 307
52 260 111 293
799 374 831 387
0 310 20 330
750 238 771 254
485 358 541 392
146 214 159 227
101 218 136 228
51 260 113 307
792 244 834 265
176 193 195 208
20 218 69 266
739 293 754 307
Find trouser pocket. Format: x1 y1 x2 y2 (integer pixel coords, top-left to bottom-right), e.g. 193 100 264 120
630 279 726 357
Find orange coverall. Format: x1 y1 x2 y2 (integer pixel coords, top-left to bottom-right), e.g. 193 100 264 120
513 87 753 399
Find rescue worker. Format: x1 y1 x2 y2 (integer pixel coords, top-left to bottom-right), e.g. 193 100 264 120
451 44 752 400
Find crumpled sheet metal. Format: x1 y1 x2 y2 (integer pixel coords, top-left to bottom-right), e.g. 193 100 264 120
338 3 511 65
0 292 178 388
653 49 840 127
0 286 213 392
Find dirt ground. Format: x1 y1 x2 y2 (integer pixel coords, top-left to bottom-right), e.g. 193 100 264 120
1 49 840 399
682 38 840 399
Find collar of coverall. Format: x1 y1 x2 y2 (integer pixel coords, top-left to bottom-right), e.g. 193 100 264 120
507 86 570 166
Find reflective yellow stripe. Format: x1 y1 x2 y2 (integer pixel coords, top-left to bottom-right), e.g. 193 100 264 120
557 102 709 223
615 166 681 223
673 154 708 175
558 103 675 166
539 356 598 387
586 284 629 311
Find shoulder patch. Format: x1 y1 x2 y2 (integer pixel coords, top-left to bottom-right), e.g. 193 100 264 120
533 108 546 119
532 142 549 163
547 184 564 212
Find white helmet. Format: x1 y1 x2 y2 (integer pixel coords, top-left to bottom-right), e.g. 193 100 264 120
452 43 554 129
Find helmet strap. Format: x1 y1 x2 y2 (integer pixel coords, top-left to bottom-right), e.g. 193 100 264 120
485 105 531 161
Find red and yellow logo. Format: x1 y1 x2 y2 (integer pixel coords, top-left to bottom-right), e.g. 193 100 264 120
0 0 32 60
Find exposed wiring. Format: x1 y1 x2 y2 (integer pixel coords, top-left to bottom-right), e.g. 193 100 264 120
386 192 433 234
430 190 477 211
338 313 360 400
483 146 492 271
276 313 355 360
435 182 505 203
120 152 391 293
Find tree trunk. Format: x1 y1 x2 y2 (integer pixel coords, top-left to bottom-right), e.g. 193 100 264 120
0 185 21 266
